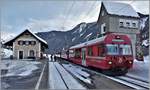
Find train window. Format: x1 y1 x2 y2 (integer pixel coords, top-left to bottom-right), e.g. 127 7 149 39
106 44 119 55
75 49 81 58
120 45 132 55
88 47 93 56
98 44 105 56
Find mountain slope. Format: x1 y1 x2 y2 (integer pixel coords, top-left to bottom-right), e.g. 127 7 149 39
36 22 99 54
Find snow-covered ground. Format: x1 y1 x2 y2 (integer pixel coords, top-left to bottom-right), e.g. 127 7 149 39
1 60 41 77
48 62 85 89
1 49 13 58
62 64 92 84
127 56 149 82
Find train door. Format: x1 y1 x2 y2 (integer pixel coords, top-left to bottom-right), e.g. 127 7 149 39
81 48 86 66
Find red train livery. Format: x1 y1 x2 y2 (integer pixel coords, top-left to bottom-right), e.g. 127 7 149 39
62 33 134 75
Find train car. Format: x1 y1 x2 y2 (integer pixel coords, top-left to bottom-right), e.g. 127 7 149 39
63 33 134 75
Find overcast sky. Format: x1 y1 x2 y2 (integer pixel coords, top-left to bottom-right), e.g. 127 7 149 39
1 0 149 40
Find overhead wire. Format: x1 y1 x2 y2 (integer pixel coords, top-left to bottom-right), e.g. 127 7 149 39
61 0 76 30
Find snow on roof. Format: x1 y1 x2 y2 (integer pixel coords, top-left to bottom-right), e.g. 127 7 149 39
28 30 47 44
103 2 139 18
70 35 106 49
4 29 47 45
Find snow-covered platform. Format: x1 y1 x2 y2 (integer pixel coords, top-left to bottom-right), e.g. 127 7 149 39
127 56 149 82
48 62 85 89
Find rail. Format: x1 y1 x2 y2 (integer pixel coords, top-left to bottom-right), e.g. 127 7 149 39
60 58 149 90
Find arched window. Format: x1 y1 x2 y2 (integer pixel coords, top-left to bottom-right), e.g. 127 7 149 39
29 50 35 57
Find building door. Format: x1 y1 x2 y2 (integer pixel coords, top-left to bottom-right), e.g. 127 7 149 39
81 48 86 66
29 50 35 57
19 51 23 59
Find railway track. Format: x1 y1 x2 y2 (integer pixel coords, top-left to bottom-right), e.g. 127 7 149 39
83 67 149 89
60 58 149 90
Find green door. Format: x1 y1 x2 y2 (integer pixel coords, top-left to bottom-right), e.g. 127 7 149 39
81 48 86 66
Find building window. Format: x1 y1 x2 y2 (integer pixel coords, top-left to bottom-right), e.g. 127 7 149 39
101 23 106 34
88 47 93 56
25 32 30 35
132 23 136 27
119 22 124 27
23 41 26 45
31 41 36 45
18 40 36 46
101 11 104 16
126 22 130 27
18 41 23 45
25 41 29 45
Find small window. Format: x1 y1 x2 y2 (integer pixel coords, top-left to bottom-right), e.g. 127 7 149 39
75 49 81 58
126 22 130 27
88 47 93 56
23 41 26 45
119 22 124 27
31 41 36 45
98 44 105 56
101 23 106 34
25 41 29 45
132 23 136 27
29 41 32 45
101 11 104 16
18 41 23 45
25 32 30 35
103 26 106 32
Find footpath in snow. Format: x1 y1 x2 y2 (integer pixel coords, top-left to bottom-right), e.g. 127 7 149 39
48 56 85 89
127 56 149 82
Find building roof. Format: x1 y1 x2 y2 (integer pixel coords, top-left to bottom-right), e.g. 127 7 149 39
102 2 139 18
70 35 106 49
4 29 48 48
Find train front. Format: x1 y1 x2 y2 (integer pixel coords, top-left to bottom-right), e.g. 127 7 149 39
104 34 134 75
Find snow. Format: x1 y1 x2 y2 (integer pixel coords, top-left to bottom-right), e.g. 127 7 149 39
4 29 47 45
84 33 92 39
72 30 77 34
72 37 76 42
62 64 91 84
48 62 85 89
49 62 67 89
103 2 139 17
80 33 84 37
70 35 106 49
140 17 148 30
28 30 47 44
1 49 13 58
54 62 85 89
79 23 86 33
142 39 149 46
1 60 41 77
127 56 150 82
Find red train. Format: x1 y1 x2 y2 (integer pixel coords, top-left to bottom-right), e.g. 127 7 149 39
61 33 134 75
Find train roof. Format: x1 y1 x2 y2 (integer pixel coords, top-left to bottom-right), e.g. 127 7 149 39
70 35 107 49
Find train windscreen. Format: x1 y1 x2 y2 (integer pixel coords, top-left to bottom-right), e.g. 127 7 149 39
106 44 132 55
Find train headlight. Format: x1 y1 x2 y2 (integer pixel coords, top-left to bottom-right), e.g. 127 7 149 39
108 61 112 64
129 61 132 64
